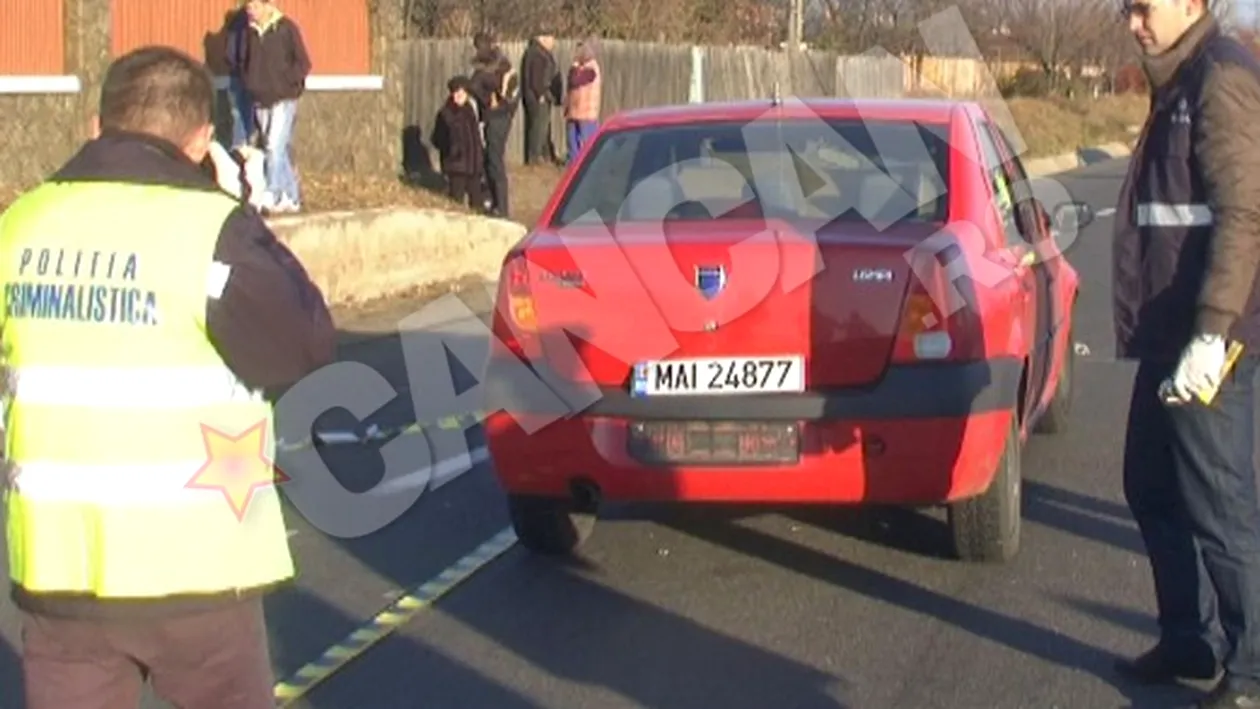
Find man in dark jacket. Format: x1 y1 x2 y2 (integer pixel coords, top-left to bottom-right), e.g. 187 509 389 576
471 49 518 217
241 0 311 214
520 33 560 165
431 76 486 210
1112 1 1260 706
222 6 253 148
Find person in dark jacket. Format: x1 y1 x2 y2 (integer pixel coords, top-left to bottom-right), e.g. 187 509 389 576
431 76 486 210
1111 1 1260 706
241 0 311 214
520 33 561 165
222 6 253 148
471 51 519 218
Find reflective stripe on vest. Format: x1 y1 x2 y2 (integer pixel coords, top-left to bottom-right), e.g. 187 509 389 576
1136 202 1215 227
0 180 295 599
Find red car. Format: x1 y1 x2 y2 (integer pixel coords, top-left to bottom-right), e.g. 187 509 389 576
483 97 1093 563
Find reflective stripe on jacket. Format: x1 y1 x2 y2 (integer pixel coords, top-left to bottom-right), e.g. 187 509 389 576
0 181 295 603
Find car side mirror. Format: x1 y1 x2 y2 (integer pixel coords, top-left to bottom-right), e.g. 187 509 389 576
1053 201 1094 233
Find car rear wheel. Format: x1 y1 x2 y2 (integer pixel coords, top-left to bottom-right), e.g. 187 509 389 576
508 494 596 555
1034 324 1074 435
947 414 1021 563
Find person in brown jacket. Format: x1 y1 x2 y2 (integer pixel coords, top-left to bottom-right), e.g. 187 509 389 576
430 76 486 210
1111 1 1260 707
564 39 601 164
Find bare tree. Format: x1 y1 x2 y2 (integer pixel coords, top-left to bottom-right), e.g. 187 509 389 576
984 0 1121 88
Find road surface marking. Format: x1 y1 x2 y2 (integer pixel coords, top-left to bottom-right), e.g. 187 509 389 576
272 527 519 706
369 446 490 496
1095 207 1116 217
281 410 488 452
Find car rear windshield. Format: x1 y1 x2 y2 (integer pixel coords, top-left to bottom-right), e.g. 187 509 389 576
549 117 952 228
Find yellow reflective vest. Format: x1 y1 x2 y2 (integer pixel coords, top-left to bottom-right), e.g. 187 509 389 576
0 180 295 599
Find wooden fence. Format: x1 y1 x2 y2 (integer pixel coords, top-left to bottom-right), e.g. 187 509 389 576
402 38 1044 168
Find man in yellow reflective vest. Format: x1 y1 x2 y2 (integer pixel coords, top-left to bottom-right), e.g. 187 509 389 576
0 46 335 708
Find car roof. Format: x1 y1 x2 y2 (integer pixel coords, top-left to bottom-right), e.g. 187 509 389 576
600 97 980 131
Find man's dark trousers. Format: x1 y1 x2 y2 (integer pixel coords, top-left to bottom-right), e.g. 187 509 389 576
484 116 511 216
1124 354 1260 689
522 98 551 165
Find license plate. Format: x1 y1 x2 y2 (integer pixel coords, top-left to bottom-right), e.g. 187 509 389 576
630 356 804 396
627 421 800 465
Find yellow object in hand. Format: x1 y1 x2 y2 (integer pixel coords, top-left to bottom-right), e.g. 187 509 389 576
1194 340 1246 405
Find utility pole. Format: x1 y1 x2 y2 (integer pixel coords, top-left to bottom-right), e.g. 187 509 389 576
786 0 804 50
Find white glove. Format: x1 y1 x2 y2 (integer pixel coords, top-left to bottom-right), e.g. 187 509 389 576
1161 333 1227 405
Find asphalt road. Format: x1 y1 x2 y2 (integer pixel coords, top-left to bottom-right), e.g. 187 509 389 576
0 156 1207 709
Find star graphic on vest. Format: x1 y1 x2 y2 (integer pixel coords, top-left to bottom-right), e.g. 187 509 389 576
185 421 289 521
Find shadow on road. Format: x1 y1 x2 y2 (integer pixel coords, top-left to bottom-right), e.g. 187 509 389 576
0 631 21 709
336 553 854 709
1054 592 1158 639
1023 480 1145 555
266 586 544 709
658 513 1196 708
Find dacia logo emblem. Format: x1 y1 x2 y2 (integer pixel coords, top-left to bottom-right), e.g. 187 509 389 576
695 265 726 300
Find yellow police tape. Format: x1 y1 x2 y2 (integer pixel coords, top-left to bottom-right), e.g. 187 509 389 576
276 410 491 452
273 526 519 706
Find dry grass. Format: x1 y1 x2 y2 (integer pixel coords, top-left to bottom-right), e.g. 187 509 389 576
303 163 566 229
987 94 1148 159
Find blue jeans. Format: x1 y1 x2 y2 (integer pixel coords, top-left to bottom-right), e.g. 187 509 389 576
566 120 598 164
226 76 253 149
1124 354 1260 689
255 99 301 206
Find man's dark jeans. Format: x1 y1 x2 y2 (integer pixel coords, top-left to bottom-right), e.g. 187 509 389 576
522 98 552 165
1124 354 1260 689
484 117 511 216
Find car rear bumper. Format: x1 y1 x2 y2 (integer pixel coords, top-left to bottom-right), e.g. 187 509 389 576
485 357 1022 504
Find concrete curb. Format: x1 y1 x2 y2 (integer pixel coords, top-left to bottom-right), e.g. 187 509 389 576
1022 139 1135 177
266 208 525 309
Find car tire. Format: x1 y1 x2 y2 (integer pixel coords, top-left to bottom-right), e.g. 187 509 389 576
947 414 1021 563
1033 324 1074 435
508 494 596 555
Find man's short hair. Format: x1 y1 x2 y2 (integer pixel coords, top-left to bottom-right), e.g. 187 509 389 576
98 46 215 145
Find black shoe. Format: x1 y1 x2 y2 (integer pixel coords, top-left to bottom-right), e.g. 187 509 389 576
1195 680 1260 708
1115 646 1219 685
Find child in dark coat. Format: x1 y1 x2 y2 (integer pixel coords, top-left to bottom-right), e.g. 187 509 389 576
430 76 486 210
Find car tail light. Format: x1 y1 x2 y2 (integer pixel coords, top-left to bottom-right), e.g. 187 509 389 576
890 261 983 363
492 254 542 362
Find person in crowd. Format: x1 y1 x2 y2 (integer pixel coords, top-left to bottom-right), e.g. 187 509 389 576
241 0 311 214
431 76 487 211
520 32 561 165
472 51 519 218
564 39 602 164
222 4 253 149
